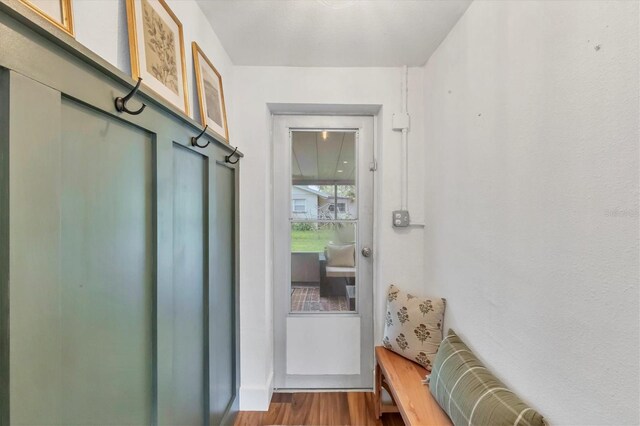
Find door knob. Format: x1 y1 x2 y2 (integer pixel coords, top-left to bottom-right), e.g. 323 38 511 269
361 247 372 257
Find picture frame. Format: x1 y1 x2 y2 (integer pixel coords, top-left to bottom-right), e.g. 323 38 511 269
125 0 189 115
19 0 74 36
192 41 229 143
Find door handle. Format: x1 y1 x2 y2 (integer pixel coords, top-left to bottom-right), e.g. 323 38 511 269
361 247 372 257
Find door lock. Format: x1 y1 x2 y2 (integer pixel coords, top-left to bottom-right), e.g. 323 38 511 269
361 247 372 257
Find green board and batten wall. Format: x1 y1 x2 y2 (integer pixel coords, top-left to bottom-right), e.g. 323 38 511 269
0 0 241 424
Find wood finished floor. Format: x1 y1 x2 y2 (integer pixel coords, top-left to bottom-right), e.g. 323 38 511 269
234 392 404 426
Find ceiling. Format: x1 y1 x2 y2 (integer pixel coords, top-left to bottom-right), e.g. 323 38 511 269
292 131 355 184
196 0 472 67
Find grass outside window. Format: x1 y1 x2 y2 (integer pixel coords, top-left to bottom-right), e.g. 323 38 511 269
291 228 333 252
290 223 356 252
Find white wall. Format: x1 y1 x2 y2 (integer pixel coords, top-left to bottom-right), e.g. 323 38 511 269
65 1 640 420
422 1 639 424
230 66 428 409
72 0 235 128
66 1 428 412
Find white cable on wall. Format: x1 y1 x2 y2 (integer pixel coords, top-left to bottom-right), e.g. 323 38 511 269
401 65 408 211
392 65 425 227
398 65 425 227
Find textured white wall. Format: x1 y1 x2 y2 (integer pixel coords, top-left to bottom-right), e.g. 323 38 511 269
72 0 235 128
66 1 431 411
230 65 428 409
62 1 640 420
422 1 639 424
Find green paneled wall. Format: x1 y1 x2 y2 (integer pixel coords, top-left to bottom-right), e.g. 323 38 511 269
0 1 241 424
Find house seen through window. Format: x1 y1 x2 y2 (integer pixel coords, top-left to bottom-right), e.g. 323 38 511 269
293 199 306 213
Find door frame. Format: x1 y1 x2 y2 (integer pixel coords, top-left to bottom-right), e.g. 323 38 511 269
272 114 376 390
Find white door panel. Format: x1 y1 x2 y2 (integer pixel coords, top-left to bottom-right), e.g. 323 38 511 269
273 115 374 389
286 317 360 375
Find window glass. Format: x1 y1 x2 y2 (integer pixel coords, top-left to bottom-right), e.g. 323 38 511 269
293 199 306 212
289 130 357 313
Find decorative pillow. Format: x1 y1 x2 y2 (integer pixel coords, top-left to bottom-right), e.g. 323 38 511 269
429 330 545 426
326 243 355 267
382 285 445 370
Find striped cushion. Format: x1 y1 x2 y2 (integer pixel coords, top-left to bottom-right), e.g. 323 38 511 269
429 330 545 426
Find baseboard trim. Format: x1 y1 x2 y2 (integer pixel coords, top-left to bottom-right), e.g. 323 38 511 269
239 371 274 411
273 387 374 393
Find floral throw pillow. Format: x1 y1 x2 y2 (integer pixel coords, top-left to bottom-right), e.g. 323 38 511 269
382 284 446 371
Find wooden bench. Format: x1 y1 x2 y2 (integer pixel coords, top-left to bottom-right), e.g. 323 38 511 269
375 346 452 426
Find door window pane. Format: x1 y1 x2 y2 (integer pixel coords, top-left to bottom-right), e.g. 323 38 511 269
290 223 356 312
290 130 357 313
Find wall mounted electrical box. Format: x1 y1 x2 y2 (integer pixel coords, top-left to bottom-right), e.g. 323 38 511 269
392 210 410 227
392 112 410 130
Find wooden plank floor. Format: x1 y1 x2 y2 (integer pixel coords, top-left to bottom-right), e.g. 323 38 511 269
234 392 404 426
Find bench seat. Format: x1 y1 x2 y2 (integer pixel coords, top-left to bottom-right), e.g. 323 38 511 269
325 265 356 277
375 346 452 426
318 253 355 297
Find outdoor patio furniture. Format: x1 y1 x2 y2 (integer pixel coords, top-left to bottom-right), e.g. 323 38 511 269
318 248 356 297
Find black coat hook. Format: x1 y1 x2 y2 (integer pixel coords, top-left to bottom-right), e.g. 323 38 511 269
191 125 210 148
115 77 146 115
225 146 239 164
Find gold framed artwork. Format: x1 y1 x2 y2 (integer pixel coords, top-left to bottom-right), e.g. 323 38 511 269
125 0 189 115
19 0 74 36
192 42 229 143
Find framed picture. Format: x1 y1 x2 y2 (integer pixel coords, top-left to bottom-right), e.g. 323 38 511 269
192 42 229 143
19 0 74 35
125 0 189 115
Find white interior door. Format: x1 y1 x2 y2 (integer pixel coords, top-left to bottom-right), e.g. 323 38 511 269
273 115 374 389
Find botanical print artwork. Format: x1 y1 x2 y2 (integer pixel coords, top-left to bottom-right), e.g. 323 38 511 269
20 0 74 36
202 68 223 127
142 0 179 95
28 0 63 22
192 42 228 141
